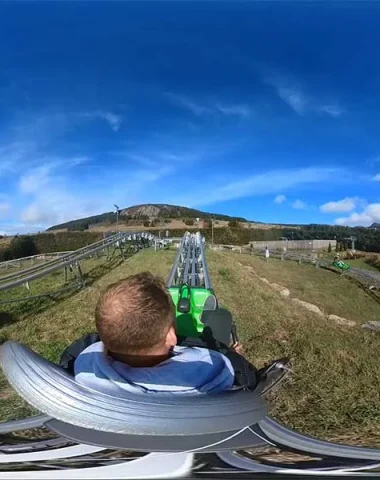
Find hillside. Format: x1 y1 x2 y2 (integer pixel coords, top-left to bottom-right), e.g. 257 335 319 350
120 203 248 221
46 203 249 232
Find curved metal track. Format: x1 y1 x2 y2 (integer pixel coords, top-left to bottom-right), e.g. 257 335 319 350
167 231 210 288
0 232 154 306
0 232 380 478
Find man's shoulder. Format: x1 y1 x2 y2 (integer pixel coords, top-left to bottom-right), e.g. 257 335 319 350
80 341 104 354
171 346 234 368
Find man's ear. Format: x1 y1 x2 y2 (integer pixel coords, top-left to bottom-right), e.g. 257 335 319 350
165 325 177 347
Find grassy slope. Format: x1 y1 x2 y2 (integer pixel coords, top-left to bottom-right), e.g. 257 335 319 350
208 250 380 446
348 257 380 272
1 248 380 447
237 252 380 324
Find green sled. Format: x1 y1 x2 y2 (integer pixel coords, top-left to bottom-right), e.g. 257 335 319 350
168 285 216 338
332 260 350 271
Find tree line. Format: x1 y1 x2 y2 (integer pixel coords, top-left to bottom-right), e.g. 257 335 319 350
1 222 379 263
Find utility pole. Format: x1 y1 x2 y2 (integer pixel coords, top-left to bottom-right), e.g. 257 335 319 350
345 235 357 251
114 204 121 231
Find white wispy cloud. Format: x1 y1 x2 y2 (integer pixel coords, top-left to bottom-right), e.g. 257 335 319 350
276 86 307 116
263 73 343 118
335 204 380 227
165 93 211 116
215 103 251 118
292 199 308 210
66 156 90 167
166 167 340 208
18 160 176 228
320 197 358 213
1 110 193 233
0 141 38 177
165 93 252 118
19 165 53 194
99 112 123 132
274 194 287 204
18 157 99 226
373 173 380 181
15 145 194 230
81 111 123 132
0 223 41 236
0 202 10 219
317 105 343 118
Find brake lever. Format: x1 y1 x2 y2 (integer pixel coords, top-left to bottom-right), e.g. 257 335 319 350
231 323 239 344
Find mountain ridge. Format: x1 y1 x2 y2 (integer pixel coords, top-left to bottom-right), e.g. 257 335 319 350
47 203 251 231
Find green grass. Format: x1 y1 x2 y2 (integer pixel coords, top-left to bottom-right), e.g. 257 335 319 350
319 252 380 273
208 250 380 447
348 257 380 272
0 259 48 278
236 252 380 325
1 247 380 449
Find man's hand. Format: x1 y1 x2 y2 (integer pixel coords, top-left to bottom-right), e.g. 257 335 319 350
229 342 244 355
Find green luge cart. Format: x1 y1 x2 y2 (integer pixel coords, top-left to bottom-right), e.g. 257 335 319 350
332 260 350 271
168 285 216 338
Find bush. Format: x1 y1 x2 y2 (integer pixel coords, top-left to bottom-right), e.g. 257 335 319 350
184 219 195 226
328 243 332 253
366 254 380 271
143 221 150 227
0 236 39 260
228 220 240 228
220 227 239 245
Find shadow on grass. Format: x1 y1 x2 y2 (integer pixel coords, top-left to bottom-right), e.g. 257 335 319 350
0 311 18 329
82 256 125 287
0 253 134 327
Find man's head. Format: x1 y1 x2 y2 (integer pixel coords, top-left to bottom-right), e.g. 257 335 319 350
95 272 177 356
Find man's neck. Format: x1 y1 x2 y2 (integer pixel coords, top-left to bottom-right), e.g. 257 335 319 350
108 349 172 367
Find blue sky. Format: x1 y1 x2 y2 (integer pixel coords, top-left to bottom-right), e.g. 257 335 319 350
1 1 380 235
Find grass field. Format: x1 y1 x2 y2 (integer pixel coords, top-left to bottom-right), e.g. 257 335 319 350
236 252 380 324
1 247 380 449
349 257 380 272
0 258 50 278
320 253 380 273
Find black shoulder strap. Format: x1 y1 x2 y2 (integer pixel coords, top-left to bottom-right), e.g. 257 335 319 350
59 332 100 374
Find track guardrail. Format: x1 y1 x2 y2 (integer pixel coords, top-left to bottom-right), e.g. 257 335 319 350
0 232 155 302
166 231 211 288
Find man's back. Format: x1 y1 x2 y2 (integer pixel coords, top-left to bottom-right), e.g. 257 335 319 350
75 341 235 396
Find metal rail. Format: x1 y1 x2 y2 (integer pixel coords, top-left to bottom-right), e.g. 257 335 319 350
166 232 211 289
0 233 150 293
0 233 127 285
